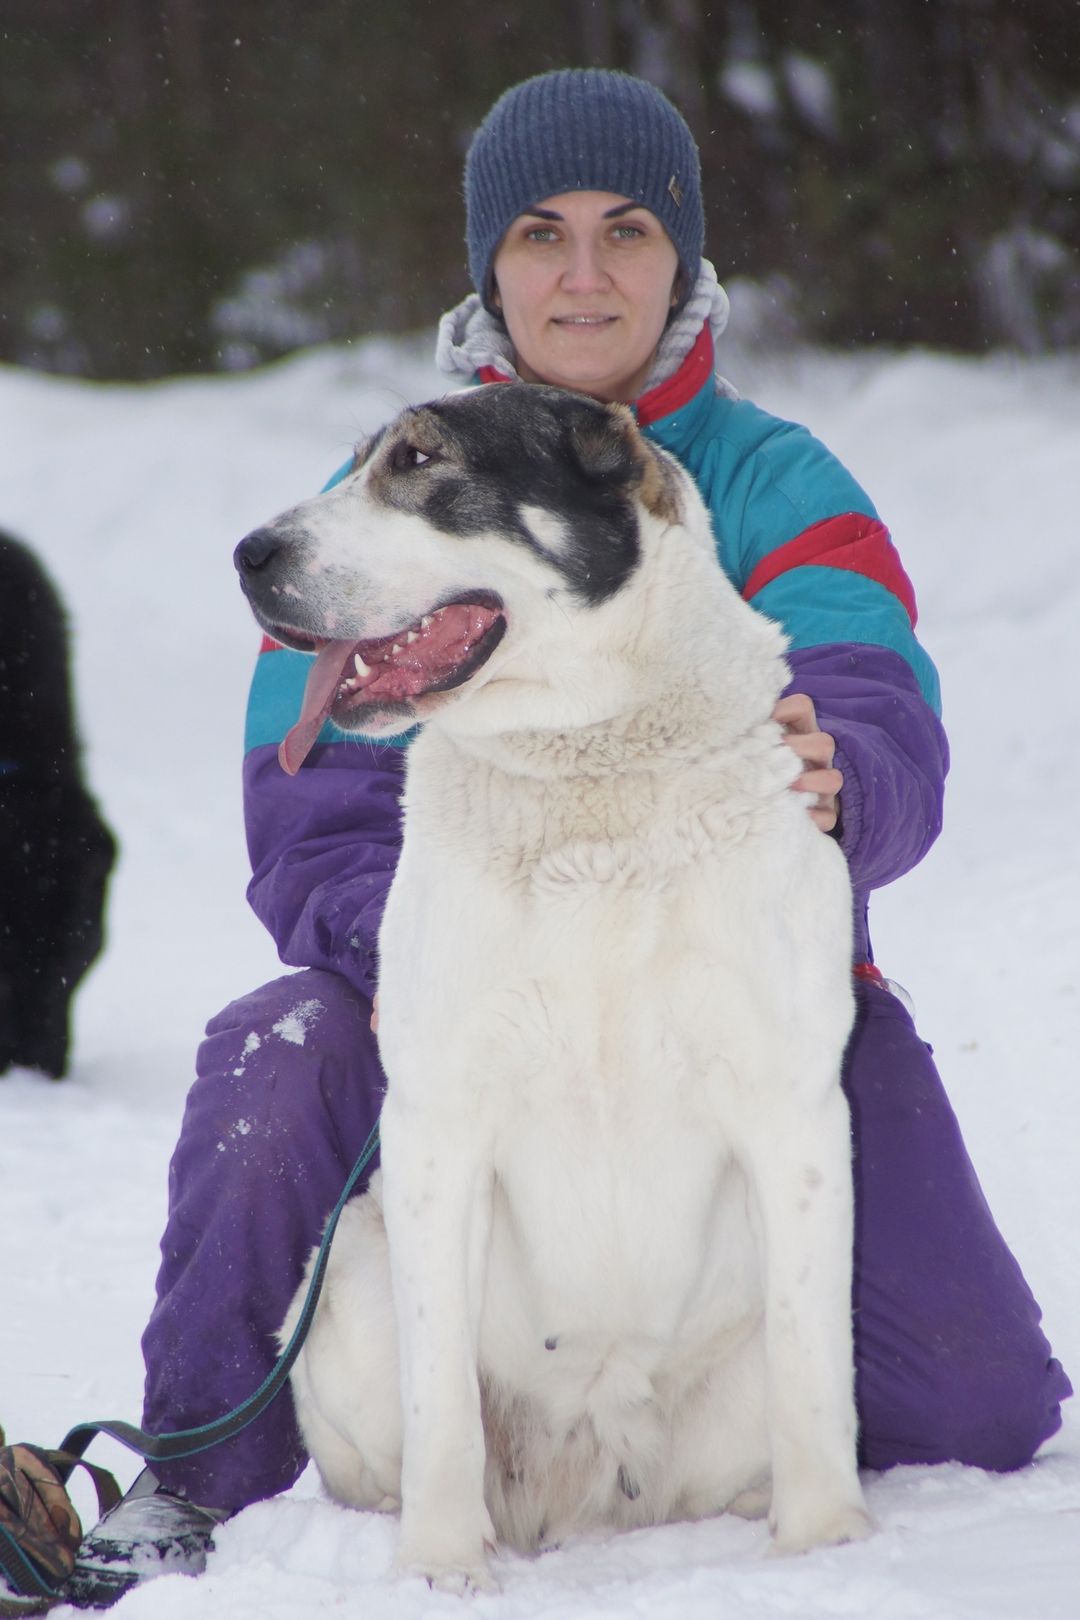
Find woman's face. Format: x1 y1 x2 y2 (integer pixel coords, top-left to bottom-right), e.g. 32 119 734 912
491 191 681 404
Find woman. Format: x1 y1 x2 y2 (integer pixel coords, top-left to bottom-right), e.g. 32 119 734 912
70 68 1070 1606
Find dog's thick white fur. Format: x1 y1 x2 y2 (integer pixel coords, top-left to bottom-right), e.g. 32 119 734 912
257 387 871 1591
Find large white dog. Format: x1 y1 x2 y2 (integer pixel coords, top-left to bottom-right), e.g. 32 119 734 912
236 383 871 1590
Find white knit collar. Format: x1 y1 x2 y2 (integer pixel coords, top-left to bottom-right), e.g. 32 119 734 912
435 260 736 400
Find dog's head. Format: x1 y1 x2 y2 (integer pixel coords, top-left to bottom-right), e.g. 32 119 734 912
235 384 684 772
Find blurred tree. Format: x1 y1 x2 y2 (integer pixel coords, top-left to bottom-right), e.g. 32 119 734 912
1 0 1077 377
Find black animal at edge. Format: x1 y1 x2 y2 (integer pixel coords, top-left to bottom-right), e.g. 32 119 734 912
0 529 116 1078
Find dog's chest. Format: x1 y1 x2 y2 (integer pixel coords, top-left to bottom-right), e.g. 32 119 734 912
398 750 770 1217
418 769 717 1008
407 739 753 894
395 740 787 1053
381 745 826 1371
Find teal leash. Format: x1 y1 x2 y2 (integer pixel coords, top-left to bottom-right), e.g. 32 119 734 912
0 1121 380 1611
60 1119 381 1467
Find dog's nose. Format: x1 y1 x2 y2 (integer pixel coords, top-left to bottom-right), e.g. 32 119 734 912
234 526 282 576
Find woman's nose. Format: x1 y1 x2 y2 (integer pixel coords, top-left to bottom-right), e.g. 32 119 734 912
560 241 611 292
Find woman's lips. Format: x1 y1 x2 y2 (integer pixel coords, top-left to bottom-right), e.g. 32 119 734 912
551 313 617 325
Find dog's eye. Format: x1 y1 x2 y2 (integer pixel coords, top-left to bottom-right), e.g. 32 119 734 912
391 441 437 473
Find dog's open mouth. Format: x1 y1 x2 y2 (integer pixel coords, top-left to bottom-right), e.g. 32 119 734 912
274 594 506 773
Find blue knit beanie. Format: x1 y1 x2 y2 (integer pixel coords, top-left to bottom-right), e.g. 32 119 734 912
465 69 704 315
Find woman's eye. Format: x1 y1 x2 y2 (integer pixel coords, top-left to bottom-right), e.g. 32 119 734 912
525 226 558 243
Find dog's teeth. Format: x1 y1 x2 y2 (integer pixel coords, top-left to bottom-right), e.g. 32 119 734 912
353 653 372 678
405 630 419 644
391 643 403 656
420 615 433 628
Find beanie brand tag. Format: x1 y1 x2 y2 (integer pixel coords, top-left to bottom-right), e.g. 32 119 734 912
667 173 683 208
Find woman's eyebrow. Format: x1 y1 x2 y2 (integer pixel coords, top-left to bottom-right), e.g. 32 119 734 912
519 201 646 222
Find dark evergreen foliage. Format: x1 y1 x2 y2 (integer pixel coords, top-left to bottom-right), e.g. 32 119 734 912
2 0 1077 378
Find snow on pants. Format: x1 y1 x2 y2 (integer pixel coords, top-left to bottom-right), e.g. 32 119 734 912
141 967 1072 1512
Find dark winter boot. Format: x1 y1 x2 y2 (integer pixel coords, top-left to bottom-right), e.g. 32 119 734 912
62 1470 227 1610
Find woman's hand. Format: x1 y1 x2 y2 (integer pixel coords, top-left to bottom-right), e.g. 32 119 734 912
773 693 843 834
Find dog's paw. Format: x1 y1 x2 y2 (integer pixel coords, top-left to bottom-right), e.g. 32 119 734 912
768 1500 873 1556
397 1551 497 1596
397 1529 498 1596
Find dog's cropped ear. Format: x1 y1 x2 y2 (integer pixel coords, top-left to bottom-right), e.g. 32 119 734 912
567 401 683 525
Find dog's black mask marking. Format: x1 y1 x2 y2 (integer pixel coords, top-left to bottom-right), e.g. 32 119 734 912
374 386 644 608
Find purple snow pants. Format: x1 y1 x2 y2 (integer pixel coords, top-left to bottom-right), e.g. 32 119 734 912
141 968 1071 1511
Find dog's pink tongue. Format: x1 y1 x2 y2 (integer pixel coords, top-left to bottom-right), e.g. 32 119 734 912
278 640 358 776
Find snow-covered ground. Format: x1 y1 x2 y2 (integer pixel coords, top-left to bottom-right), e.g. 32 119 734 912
2 332 1078 1618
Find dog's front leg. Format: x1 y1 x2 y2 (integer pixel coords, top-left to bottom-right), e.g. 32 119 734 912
379 1092 497 1593
745 1088 872 1554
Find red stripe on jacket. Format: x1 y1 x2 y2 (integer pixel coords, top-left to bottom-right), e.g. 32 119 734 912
635 325 714 426
740 513 919 627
